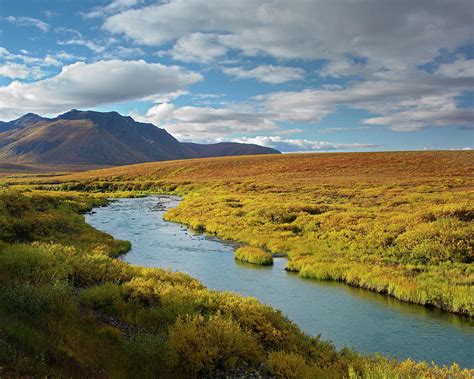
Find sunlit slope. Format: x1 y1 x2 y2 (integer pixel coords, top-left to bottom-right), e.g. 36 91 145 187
64 151 473 184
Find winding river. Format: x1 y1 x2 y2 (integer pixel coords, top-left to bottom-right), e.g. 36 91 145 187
85 196 474 367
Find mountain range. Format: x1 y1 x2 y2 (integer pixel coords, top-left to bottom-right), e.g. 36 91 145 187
0 110 279 167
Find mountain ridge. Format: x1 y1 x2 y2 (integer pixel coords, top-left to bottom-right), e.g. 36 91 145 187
0 110 280 166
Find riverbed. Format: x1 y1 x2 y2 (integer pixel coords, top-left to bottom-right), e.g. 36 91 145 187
85 195 474 367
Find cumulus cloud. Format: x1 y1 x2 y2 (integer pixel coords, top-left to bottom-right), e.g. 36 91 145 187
0 63 31 79
169 33 228 63
104 0 472 70
226 136 377 152
223 65 304 84
4 16 49 32
0 60 202 120
134 102 276 140
0 63 43 79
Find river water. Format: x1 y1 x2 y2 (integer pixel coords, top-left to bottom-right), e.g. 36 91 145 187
85 196 473 367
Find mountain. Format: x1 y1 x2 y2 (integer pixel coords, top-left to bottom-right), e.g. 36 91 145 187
0 113 46 133
0 110 279 166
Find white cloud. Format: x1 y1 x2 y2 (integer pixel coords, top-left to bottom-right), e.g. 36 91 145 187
226 136 377 152
223 65 304 84
169 33 227 63
424 146 472 151
0 63 31 79
0 60 202 120
103 46 146 59
4 16 49 32
134 103 276 140
44 10 58 18
261 70 474 130
362 95 474 131
142 90 188 103
436 58 474 78
43 55 61 67
0 46 62 67
55 52 84 61
84 0 142 19
101 0 473 134
58 38 107 53
104 0 472 71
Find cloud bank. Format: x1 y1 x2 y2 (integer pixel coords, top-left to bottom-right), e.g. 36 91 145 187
105 0 472 70
226 136 378 152
0 60 202 120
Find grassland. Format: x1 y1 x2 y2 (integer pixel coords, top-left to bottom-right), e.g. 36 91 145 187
23 150 472 316
1 151 473 377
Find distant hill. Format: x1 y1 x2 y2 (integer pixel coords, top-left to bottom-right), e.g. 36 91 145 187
0 110 279 166
182 142 278 158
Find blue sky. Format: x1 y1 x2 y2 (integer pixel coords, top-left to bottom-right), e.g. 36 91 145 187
0 0 473 152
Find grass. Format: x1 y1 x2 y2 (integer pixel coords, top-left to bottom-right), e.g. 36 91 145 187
0 151 473 377
234 246 273 265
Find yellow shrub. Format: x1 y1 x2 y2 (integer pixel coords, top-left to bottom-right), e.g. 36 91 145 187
268 351 310 379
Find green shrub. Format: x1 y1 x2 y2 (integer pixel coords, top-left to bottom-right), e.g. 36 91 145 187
80 283 125 313
124 333 174 377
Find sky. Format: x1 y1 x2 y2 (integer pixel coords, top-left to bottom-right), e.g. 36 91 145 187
0 0 473 152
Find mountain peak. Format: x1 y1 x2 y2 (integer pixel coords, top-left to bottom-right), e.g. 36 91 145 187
58 109 100 119
14 112 44 122
57 109 130 123
10 113 46 127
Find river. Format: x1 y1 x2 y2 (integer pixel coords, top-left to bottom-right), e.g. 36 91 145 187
85 195 473 367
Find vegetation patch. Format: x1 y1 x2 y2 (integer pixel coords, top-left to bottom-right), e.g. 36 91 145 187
235 246 273 265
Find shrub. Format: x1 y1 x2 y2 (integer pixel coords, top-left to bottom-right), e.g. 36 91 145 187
168 314 264 375
267 351 310 379
124 333 174 377
80 283 125 313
